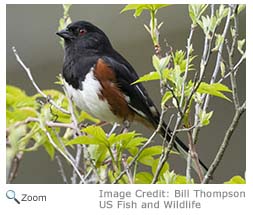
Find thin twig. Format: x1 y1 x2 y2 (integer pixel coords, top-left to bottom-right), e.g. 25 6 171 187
176 125 198 132
186 151 192 184
15 117 76 130
56 155 68 184
233 52 246 71
72 145 82 184
52 127 76 163
202 102 245 183
122 156 134 184
82 146 104 184
12 47 69 115
107 123 119 137
7 152 23 183
162 114 175 147
44 127 86 183
187 130 203 182
179 24 195 108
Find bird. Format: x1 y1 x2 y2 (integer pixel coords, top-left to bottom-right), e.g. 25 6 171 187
56 20 208 175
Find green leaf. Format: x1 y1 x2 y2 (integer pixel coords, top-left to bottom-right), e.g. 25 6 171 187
158 170 193 184
198 110 213 126
212 34 224 52
66 135 102 145
161 91 173 107
88 144 108 166
158 170 177 184
138 156 155 167
67 126 111 146
7 85 36 108
108 131 138 147
170 65 183 89
216 5 229 24
63 4 71 14
189 4 208 25
152 55 160 72
83 125 108 144
159 56 171 72
173 175 189 184
6 85 26 98
126 137 146 149
220 61 226 78
230 27 236 38
209 83 232 92
132 71 160 84
121 4 170 17
133 69 171 85
197 82 231 101
150 4 171 11
8 125 27 152
224 175 246 184
200 15 211 35
135 172 153 184
43 139 55 159
78 111 99 123
121 4 148 17
209 16 217 33
237 5 246 14
140 145 163 158
237 39 245 55
151 158 169 176
7 108 37 125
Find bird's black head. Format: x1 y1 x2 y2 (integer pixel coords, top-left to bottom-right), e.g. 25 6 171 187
56 20 112 52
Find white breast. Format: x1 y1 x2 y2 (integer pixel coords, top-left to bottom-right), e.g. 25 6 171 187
64 69 120 123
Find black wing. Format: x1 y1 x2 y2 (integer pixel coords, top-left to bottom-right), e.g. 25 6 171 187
101 52 161 128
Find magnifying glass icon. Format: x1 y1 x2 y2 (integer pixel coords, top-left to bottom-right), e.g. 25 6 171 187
6 190 20 204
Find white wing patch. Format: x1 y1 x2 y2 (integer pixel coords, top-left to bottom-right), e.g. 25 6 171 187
128 104 147 118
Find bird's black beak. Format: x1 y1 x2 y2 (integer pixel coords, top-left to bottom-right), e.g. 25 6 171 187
56 28 72 40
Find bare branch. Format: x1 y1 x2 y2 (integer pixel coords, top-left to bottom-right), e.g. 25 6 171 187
122 156 134 184
202 102 245 183
44 126 86 183
56 155 68 184
82 146 104 184
187 130 203 182
12 47 70 115
7 151 23 183
186 151 192 183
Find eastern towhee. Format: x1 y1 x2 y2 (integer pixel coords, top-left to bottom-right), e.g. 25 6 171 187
56 21 208 175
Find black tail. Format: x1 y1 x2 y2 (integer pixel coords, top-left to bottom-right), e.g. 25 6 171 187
160 122 208 175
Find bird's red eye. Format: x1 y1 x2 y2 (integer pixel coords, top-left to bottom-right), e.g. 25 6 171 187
79 29 86 36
